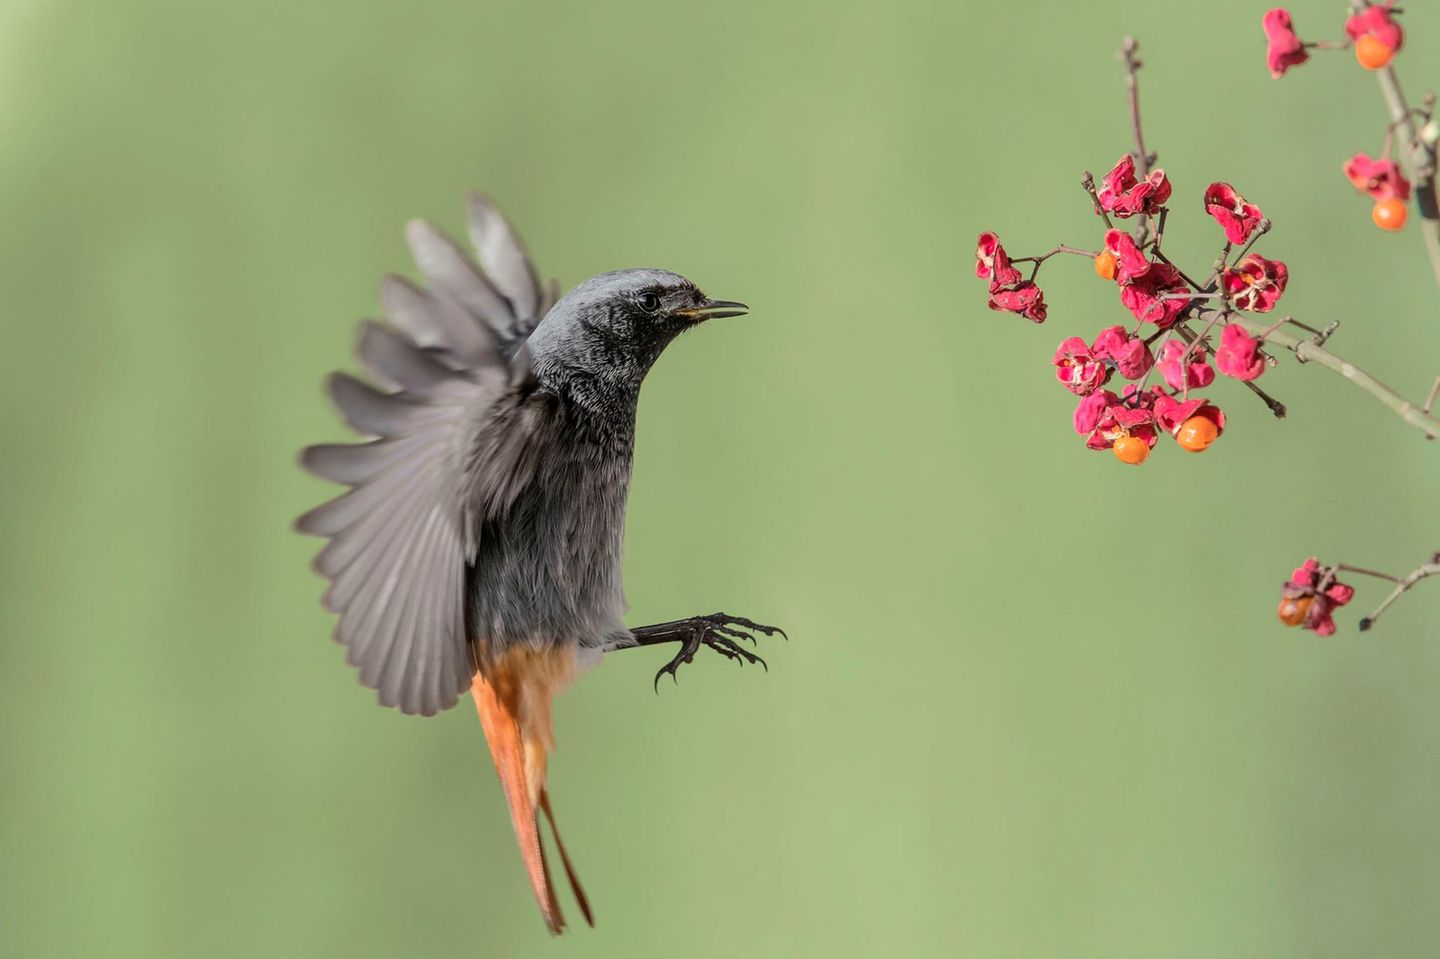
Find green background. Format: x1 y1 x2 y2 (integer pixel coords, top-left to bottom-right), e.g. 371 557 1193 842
4 1 1439 955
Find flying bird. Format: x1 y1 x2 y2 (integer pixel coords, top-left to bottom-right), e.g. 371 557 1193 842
296 194 783 934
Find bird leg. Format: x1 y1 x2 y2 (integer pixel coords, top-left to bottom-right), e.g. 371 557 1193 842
620 613 786 691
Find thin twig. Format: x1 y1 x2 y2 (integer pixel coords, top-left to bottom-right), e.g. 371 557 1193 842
1120 37 1152 177
1009 245 1099 265
1177 310 1223 401
1176 317 1288 418
1359 560 1440 631
1120 37 1155 247
1211 309 1440 438
1130 328 1175 394
1229 219 1272 266
1082 172 1113 227
1335 563 1404 583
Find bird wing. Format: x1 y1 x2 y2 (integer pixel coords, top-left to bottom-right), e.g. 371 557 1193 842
297 196 558 716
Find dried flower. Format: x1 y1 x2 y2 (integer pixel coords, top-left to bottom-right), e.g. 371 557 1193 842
1263 8 1309 79
1222 254 1288 313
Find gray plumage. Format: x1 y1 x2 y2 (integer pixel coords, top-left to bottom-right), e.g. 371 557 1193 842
297 195 732 716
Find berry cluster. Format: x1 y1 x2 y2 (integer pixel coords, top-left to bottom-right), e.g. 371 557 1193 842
1345 151 1412 231
1277 559 1355 636
975 158 1285 466
1265 3 1403 78
1266 3 1419 231
1276 554 1440 637
979 9 1440 635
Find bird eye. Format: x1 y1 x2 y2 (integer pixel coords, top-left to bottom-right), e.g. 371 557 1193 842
637 291 662 313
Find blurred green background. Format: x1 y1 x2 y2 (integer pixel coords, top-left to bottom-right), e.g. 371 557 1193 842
4 0 1440 955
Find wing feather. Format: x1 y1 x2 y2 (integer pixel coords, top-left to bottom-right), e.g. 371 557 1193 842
466 192 542 322
326 372 431 437
405 220 516 332
297 194 557 716
356 321 458 394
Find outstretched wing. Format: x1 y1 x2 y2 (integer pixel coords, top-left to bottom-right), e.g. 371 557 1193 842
297 195 557 716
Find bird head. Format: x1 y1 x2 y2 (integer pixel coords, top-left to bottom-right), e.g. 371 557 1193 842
527 269 747 400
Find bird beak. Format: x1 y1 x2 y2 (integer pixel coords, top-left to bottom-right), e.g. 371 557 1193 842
675 298 748 321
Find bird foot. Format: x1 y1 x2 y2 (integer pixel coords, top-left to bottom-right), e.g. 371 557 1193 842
649 613 786 691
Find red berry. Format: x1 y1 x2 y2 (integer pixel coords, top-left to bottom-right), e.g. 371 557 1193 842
1175 416 1219 452
1094 250 1118 280
1373 197 1408 231
1112 435 1149 465
1277 596 1312 626
1355 34 1395 71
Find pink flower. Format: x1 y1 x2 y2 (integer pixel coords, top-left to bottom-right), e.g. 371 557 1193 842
1343 153 1412 201
1215 322 1266 381
1091 325 1154 379
1102 229 1152 283
975 231 1006 280
1204 183 1265 244
1282 558 1356 637
1156 340 1215 391
1153 394 1225 437
1053 337 1111 396
1345 2 1404 55
1263 8 1309 79
1077 386 1159 451
1222 254 1288 312
1120 261 1190 328
1097 155 1172 218
988 282 1048 322
976 232 1048 323
1073 389 1116 434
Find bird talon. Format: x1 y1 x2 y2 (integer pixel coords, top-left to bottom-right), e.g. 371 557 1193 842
712 624 757 646
641 613 783 689
709 613 787 641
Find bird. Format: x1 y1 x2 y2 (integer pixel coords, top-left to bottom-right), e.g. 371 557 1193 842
295 193 784 934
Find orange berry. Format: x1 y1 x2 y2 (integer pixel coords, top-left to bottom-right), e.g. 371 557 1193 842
1112 434 1150 465
1277 595 1313 626
1094 250 1118 280
1355 34 1395 70
1175 416 1219 452
1372 196 1408 231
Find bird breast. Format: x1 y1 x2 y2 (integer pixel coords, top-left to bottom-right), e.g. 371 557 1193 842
465 435 633 653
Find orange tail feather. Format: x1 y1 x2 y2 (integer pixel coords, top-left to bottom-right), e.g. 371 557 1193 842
540 789 594 927
471 649 591 933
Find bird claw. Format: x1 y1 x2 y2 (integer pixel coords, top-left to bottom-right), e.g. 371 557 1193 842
652 613 782 692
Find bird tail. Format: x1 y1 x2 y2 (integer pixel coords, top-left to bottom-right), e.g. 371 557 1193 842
471 649 593 934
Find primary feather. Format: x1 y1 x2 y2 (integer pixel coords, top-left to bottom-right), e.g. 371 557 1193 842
297 196 556 716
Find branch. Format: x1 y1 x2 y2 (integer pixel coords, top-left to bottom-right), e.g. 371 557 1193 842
1121 37 1152 171
1120 36 1155 246
1175 317 1288 418
1009 245 1100 265
1352 0 1440 294
1359 557 1440 631
1202 309 1440 438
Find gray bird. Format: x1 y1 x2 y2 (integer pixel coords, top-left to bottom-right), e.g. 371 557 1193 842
296 193 783 934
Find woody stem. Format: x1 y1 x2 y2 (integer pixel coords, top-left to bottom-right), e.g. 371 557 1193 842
1335 563 1403 583
1120 36 1154 247
1082 172 1113 227
1009 245 1099 265
1211 308 1440 438
1358 561 1440 631
1176 310 1223 402
1229 219 1271 266
1173 311 1286 417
